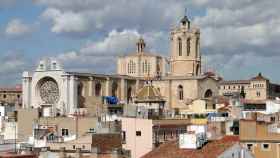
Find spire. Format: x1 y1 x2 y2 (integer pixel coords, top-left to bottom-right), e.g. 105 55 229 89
180 8 190 29
136 37 146 53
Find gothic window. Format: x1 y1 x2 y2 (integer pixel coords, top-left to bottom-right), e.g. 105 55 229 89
256 91 261 97
144 60 148 73
133 62 136 73
77 82 83 96
148 62 151 74
187 38 191 56
39 77 59 104
142 62 145 73
127 87 132 103
178 85 184 100
95 82 102 97
178 38 182 56
196 65 200 75
204 89 213 98
195 38 199 57
128 60 135 74
112 81 118 97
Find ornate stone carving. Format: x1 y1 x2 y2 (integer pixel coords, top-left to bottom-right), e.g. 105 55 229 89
39 79 59 104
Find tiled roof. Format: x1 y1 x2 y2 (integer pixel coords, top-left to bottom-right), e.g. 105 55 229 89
250 73 268 81
0 85 22 92
141 136 239 158
219 80 250 84
91 133 122 153
125 52 162 57
242 99 266 104
135 84 165 102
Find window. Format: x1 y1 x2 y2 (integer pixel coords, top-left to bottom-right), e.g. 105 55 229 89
262 143 270 150
246 144 253 151
178 85 184 100
82 145 85 149
204 89 213 98
95 82 102 97
61 128 69 136
195 38 199 57
122 131 126 143
128 60 135 74
187 38 190 56
73 145 76 149
178 38 182 56
143 60 149 73
3 94 6 99
136 131 141 136
256 91 261 97
17 94 20 99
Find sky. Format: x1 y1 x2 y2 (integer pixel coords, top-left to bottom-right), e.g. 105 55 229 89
0 0 280 86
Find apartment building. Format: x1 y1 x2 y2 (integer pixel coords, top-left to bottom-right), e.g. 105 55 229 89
240 119 280 158
219 73 280 100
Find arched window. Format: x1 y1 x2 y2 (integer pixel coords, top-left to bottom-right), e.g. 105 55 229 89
178 38 182 56
78 82 83 96
178 85 184 100
132 62 136 73
127 87 132 103
144 60 148 73
147 62 151 74
112 81 118 97
95 82 102 97
195 38 199 57
196 65 200 75
128 60 134 74
187 38 191 56
142 62 145 73
204 89 213 98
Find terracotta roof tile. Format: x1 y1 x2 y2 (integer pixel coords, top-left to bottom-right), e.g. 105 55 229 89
141 136 239 158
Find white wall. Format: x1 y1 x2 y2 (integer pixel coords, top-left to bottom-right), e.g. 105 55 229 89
121 117 153 158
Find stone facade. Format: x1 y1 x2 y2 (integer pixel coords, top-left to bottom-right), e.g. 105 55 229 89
170 15 201 76
219 73 280 100
0 85 22 105
22 14 219 116
240 119 280 158
117 38 166 78
22 59 144 116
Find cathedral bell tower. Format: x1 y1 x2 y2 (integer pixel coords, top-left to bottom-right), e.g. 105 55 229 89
170 13 201 76
136 37 146 53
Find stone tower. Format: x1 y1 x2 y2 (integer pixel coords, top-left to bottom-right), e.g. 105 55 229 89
136 37 146 53
170 13 201 76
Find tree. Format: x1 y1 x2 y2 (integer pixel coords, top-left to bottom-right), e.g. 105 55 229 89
240 86 246 98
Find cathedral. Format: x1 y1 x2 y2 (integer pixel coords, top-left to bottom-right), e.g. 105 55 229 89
22 14 219 117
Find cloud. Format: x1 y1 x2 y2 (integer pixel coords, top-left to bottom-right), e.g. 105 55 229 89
0 51 31 85
5 19 33 37
2 0 278 84
42 8 90 35
37 0 185 36
56 29 166 73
